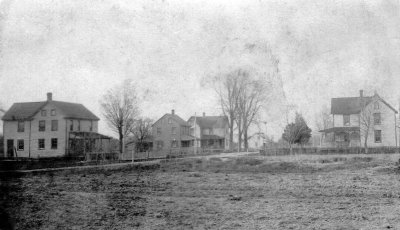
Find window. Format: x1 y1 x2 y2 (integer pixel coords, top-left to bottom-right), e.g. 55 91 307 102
374 101 380 110
343 115 350 126
374 130 382 143
51 109 56 116
51 120 58 131
38 139 45 149
78 120 81 131
190 128 194 136
171 140 178 148
172 127 176 135
70 120 74 131
17 121 24 132
51 138 58 149
157 127 161 136
41 110 46 116
156 141 163 150
168 118 172 124
39 120 45 132
17 139 24 151
90 121 93 131
373 113 381 125
209 128 213 135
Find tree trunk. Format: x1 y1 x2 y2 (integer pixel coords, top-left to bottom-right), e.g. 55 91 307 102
364 136 368 154
244 128 248 151
238 120 242 152
229 121 234 151
118 128 123 156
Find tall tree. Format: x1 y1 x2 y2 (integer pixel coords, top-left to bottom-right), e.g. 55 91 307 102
208 71 242 150
315 105 333 145
235 70 271 151
315 105 332 131
359 100 374 154
293 113 312 145
130 118 153 152
100 79 139 156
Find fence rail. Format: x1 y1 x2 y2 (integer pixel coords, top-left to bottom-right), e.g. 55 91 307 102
260 146 400 155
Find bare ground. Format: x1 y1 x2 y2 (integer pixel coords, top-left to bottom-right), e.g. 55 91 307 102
2 154 400 229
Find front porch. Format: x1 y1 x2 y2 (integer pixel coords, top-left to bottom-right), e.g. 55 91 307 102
67 131 114 160
200 135 225 150
319 127 361 148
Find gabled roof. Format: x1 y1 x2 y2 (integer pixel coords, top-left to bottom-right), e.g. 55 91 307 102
331 97 372 115
188 116 228 129
152 113 190 127
331 94 398 114
1 101 47 121
2 100 99 121
52 101 100 120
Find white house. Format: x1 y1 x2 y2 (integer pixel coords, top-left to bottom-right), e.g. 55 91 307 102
187 113 229 150
320 90 398 148
1 93 109 158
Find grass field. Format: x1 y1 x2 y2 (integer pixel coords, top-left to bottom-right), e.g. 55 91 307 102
2 154 400 229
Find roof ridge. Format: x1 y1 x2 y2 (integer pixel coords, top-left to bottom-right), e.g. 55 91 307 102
331 96 372 99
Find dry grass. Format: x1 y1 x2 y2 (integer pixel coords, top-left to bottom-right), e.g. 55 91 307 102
2 153 400 229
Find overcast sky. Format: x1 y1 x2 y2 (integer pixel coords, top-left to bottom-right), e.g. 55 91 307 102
1 0 400 140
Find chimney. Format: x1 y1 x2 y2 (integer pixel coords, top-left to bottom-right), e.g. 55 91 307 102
171 109 175 115
47 92 53 101
359 90 363 98
203 112 205 117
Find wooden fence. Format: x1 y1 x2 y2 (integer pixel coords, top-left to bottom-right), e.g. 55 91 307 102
260 146 400 156
120 147 226 161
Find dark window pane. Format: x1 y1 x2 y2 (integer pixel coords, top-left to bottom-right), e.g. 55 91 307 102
39 120 45 132
51 138 57 149
18 121 24 132
51 120 58 131
17 140 24 150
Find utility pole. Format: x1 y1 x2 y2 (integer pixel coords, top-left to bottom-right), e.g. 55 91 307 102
264 121 267 151
193 112 197 155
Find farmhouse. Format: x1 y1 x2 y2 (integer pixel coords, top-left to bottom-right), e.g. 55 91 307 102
187 113 229 150
319 90 398 148
2 93 110 158
152 110 193 155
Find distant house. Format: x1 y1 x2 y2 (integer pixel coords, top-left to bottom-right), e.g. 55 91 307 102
187 113 229 150
152 110 193 155
319 90 398 148
2 93 110 158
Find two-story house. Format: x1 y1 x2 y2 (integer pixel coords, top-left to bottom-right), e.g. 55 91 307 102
152 110 193 155
320 90 398 148
2 93 103 158
187 113 229 150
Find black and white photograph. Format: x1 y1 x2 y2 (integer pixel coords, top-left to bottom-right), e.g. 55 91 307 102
1 0 400 229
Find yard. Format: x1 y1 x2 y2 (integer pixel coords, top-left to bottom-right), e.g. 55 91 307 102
2 153 400 229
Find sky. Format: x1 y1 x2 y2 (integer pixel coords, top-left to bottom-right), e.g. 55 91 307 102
0 0 400 140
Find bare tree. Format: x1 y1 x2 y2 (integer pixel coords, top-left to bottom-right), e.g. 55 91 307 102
100 79 139 156
359 102 374 154
0 102 5 113
315 105 333 145
235 70 271 151
130 118 153 152
315 105 332 131
206 71 242 150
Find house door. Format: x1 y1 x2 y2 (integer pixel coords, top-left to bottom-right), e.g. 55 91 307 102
7 139 14 158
